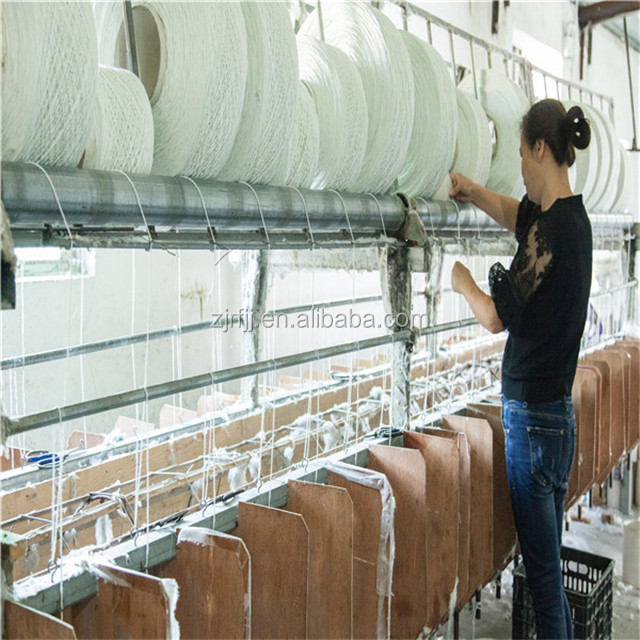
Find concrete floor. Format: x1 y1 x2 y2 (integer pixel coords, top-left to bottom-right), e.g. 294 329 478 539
453 504 640 640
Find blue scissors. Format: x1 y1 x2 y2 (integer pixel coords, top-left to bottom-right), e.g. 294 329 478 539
25 448 81 468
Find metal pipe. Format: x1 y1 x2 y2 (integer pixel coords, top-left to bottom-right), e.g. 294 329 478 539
624 17 639 150
122 0 140 77
1 162 405 234
6 331 412 436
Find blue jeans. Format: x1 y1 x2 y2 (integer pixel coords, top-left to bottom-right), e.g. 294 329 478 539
502 396 577 640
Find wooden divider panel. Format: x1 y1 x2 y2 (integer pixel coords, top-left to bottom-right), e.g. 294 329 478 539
442 415 493 599
590 351 626 463
232 501 308 640
4 600 77 639
65 564 173 639
328 467 389 639
403 431 459 630
617 341 640 448
368 444 428 639
466 403 517 573
607 342 640 450
419 427 471 611
581 358 611 484
151 528 250 639
574 367 598 495
286 480 354 640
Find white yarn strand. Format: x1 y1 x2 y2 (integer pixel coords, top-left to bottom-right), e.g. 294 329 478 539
296 34 368 192
95 1 247 179
2 2 98 167
284 84 320 190
450 89 492 187
218 1 298 186
300 2 415 194
83 66 154 174
459 70 530 198
396 31 457 198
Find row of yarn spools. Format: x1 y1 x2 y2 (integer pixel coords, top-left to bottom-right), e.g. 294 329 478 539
1 1 630 211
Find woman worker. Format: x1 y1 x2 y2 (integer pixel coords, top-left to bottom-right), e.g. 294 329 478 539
449 99 591 640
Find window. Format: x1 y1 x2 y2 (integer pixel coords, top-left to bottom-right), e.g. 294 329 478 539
14 247 95 281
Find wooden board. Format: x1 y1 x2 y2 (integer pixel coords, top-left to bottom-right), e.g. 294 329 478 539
573 366 599 497
4 600 77 639
606 342 640 450
442 415 493 599
328 467 389 640
466 403 517 574
151 528 250 638
65 564 173 639
403 431 459 630
232 501 308 640
581 357 611 484
368 444 428 639
287 480 354 639
418 427 471 611
589 351 626 464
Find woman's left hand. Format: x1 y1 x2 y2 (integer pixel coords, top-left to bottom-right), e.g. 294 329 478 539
451 261 473 294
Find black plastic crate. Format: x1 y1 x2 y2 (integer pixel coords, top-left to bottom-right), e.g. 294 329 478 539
512 546 614 639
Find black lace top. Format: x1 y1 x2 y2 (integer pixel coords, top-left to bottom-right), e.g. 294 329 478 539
489 195 592 402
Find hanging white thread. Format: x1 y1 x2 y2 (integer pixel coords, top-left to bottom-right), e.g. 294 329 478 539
300 2 415 194
296 34 368 191
2 2 98 167
449 89 492 188
218 1 298 186
459 70 530 198
396 31 457 198
95 1 247 179
83 66 154 174
284 83 320 190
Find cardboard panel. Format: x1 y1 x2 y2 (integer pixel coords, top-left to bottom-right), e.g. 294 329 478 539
466 402 517 573
65 565 173 639
369 444 428 639
151 529 249 638
442 415 493 599
287 480 353 639
232 501 308 640
4 600 77 639
403 431 459 629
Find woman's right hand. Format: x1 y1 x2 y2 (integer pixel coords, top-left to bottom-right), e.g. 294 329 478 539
449 173 475 202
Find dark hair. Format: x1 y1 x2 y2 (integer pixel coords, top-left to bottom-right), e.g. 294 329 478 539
521 99 591 167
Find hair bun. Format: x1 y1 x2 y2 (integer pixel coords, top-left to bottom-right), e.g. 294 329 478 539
563 105 591 150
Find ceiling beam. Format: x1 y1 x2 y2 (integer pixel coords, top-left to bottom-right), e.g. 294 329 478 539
579 1 640 29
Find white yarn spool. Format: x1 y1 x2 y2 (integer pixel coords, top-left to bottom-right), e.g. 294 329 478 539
300 2 415 194
459 70 530 198
83 66 154 174
2 2 97 166
95 1 247 178
566 102 598 203
578 104 612 211
396 32 457 198
450 89 492 187
218 1 298 186
296 34 368 192
284 84 320 189
610 143 630 213
589 107 620 212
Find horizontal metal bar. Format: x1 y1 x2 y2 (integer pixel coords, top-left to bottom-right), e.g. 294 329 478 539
0 294 389 371
590 279 637 298
6 331 412 436
2 162 405 235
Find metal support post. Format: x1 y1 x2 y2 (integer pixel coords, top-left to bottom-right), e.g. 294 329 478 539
379 244 413 431
241 251 270 407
